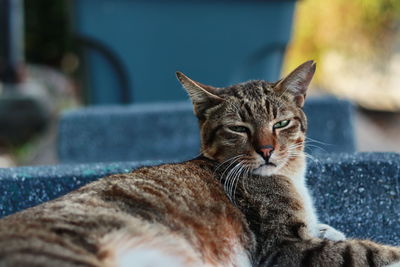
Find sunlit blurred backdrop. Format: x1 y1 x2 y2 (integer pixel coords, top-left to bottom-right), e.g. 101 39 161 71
285 0 400 111
0 0 399 167
284 0 400 153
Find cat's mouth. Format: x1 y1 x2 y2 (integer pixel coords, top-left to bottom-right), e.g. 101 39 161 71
257 159 277 168
263 162 277 167
252 162 278 176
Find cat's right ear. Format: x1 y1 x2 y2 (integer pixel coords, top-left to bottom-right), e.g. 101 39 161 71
274 60 316 107
176 72 224 116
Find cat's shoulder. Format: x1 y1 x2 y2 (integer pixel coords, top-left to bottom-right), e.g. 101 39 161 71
99 157 216 182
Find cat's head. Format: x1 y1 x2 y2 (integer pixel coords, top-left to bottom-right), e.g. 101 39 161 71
177 61 315 178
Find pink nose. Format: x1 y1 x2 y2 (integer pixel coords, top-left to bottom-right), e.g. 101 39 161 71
257 145 274 160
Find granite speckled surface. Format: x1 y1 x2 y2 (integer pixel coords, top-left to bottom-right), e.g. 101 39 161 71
307 153 400 246
0 152 399 245
58 97 355 163
0 160 162 218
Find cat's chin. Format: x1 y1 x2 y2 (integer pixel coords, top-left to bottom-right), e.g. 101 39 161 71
252 164 278 177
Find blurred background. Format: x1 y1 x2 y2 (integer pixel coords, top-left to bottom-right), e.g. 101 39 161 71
0 0 399 167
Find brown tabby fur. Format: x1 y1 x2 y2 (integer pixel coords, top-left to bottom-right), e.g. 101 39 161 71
0 61 399 267
0 161 254 266
233 173 400 266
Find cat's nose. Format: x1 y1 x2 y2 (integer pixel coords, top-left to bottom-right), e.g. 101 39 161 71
256 145 274 161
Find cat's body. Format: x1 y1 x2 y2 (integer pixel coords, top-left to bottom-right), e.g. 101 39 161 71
1 61 399 267
234 169 400 266
0 159 254 267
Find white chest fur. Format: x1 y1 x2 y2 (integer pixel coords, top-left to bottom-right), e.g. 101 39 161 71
290 166 320 237
289 165 347 241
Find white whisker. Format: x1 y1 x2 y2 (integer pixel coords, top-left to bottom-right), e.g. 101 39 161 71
224 162 242 203
214 155 244 180
305 136 332 146
230 162 245 204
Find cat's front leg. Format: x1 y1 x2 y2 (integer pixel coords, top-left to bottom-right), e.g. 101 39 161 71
317 223 346 241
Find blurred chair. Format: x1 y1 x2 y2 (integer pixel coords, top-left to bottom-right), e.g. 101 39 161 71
57 97 355 164
73 0 298 104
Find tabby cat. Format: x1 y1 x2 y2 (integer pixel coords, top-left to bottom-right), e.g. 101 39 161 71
0 61 399 267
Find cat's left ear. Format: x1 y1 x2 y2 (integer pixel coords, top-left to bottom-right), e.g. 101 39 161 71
274 60 316 107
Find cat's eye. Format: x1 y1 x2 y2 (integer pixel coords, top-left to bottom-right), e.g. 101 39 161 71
228 126 249 133
273 120 290 129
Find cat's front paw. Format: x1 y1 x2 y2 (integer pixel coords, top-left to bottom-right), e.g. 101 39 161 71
318 224 346 241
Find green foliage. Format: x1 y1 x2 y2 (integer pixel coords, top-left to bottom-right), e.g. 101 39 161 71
285 0 400 83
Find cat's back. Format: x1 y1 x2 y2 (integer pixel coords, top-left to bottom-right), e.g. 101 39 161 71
0 159 253 267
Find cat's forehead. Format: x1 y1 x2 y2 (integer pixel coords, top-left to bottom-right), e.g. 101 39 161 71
219 80 296 121
225 80 274 98
222 80 286 107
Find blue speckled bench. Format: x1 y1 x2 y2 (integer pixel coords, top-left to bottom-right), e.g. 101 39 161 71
1 153 399 246
58 97 355 163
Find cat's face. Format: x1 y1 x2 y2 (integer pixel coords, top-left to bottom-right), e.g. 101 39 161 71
178 61 315 178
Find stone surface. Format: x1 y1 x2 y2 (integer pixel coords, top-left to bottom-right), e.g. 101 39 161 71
58 97 355 163
0 152 399 245
307 152 400 246
0 160 161 218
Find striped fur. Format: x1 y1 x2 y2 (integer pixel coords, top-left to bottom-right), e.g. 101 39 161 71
179 60 400 266
232 172 400 266
0 61 398 266
0 161 254 266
